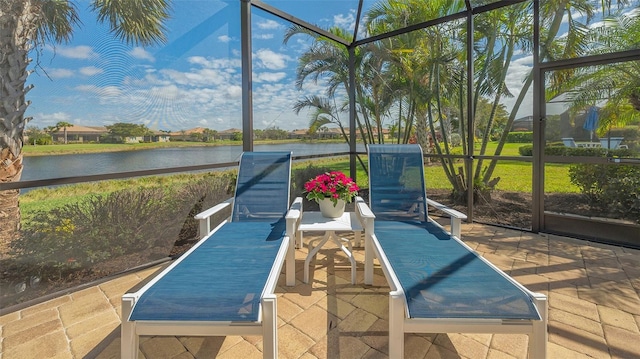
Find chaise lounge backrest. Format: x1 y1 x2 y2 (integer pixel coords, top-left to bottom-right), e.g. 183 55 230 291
232 151 292 222
368 144 428 222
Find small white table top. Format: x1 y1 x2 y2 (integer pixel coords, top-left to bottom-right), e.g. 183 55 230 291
298 212 363 232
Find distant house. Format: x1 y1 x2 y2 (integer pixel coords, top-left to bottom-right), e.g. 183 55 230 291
150 131 171 143
511 116 533 132
52 125 108 143
217 128 242 140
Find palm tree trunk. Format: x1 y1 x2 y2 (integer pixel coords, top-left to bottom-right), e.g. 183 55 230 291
0 1 37 251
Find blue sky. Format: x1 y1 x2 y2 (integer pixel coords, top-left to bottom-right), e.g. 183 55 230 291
25 0 608 133
25 0 363 132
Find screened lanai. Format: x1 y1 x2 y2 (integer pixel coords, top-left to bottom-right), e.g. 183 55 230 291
1 0 639 318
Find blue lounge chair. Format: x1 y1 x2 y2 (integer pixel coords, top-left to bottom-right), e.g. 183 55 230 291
121 152 300 359
358 144 547 358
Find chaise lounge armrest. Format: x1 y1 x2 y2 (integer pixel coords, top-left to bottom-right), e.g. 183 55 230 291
425 198 467 238
194 198 234 240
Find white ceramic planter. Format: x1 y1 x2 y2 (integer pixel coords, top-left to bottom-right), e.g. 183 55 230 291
318 198 345 218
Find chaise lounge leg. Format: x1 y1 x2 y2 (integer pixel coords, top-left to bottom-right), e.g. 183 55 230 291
121 296 139 359
262 294 278 359
529 292 548 358
389 290 405 358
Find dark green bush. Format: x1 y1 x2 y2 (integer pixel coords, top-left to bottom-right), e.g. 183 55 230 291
506 132 533 143
569 164 640 223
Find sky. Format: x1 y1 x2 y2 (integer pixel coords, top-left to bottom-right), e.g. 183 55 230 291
23 0 597 133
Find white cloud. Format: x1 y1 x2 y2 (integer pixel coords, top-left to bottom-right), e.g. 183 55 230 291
257 19 281 30
54 45 97 59
79 66 103 76
37 112 72 123
254 49 288 70
334 10 356 32
254 33 274 40
218 35 231 43
130 47 155 62
254 71 287 82
48 68 74 79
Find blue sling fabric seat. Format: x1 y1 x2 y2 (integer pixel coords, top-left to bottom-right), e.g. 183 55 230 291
121 152 300 359
358 144 547 358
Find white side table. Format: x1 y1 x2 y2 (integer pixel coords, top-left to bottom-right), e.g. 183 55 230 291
298 212 363 284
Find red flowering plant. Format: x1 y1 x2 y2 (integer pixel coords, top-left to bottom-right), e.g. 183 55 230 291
304 171 359 205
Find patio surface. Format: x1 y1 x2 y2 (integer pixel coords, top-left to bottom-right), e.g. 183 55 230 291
1 222 640 358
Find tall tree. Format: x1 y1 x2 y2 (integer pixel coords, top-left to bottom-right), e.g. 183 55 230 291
0 0 170 246
55 121 73 144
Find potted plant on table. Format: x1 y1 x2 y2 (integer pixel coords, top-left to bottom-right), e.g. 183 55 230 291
304 171 359 218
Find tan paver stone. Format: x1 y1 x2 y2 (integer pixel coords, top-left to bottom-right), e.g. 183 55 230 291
588 276 638 299
546 339 600 359
2 329 68 359
549 291 600 321
2 317 62 349
66 308 119 338
277 324 315 358
93 336 121 359
525 252 550 266
424 341 461 359
2 307 59 336
433 332 490 359
491 249 525 263
548 321 610 358
172 351 196 359
277 295 305 323
359 318 389 354
240 334 262 346
299 352 319 359
99 275 141 300
603 325 640 359
69 321 119 357
333 335 373 358
140 337 187 358
362 348 387 359
0 310 20 326
349 288 388 319
578 286 640 315
290 304 337 341
509 272 549 294
58 290 113 327
215 340 262 359
287 288 327 309
598 305 640 333
317 295 356 320
178 336 237 358
17 294 71 318
549 308 604 337
486 348 521 359
537 263 588 282
337 308 378 333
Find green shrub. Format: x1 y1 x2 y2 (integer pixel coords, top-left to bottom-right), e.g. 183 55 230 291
12 173 236 280
569 164 640 223
506 132 533 143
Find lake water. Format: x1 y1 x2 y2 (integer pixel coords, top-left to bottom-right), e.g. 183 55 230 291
22 142 360 182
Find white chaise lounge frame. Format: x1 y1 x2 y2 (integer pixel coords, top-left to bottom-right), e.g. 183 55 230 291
121 153 300 359
359 144 548 358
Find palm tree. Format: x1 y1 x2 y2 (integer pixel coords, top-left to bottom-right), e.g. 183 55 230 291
55 121 73 144
0 0 170 246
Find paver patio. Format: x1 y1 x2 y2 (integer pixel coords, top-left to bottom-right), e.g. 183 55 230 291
1 223 639 358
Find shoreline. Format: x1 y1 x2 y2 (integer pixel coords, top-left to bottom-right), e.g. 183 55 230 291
22 139 344 157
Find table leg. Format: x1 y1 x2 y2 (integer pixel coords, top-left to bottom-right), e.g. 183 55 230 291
330 233 357 284
304 232 331 283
